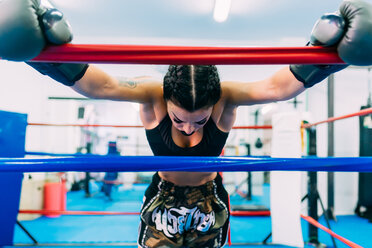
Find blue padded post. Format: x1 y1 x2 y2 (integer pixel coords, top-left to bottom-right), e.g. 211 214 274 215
0 110 27 246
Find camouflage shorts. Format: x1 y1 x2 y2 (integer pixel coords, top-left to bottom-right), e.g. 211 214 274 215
138 173 230 248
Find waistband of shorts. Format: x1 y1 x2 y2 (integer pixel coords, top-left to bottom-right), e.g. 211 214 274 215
152 172 223 194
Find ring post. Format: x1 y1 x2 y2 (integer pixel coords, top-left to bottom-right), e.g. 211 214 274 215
270 112 304 247
0 110 27 246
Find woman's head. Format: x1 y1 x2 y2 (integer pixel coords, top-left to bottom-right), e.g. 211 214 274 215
163 65 221 135
163 65 221 111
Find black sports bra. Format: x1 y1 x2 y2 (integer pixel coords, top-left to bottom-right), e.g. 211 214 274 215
145 115 229 156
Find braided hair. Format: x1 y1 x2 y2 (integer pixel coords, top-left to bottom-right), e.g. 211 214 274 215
163 65 221 112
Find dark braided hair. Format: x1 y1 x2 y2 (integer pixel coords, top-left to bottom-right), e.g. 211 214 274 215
163 65 221 112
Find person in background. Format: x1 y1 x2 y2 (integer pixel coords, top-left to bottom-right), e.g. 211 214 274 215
102 141 120 201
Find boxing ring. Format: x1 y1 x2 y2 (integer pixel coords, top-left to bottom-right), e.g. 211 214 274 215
1 44 371 248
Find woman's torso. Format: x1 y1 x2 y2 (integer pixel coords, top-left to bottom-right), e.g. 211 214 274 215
145 114 229 186
139 84 235 186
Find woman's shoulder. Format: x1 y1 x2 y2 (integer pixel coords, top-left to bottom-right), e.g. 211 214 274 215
211 81 239 132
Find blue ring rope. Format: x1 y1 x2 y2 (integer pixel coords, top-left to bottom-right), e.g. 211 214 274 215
0 156 371 172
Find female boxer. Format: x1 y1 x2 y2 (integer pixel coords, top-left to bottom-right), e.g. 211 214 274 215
1 0 372 246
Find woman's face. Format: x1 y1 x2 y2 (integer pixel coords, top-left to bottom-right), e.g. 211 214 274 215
167 101 213 136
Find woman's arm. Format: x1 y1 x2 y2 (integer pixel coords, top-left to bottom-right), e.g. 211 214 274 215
72 65 162 104
223 67 305 106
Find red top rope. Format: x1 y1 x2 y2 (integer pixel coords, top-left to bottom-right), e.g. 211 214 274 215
29 44 345 65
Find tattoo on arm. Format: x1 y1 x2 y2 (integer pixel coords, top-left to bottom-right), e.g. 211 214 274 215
118 80 137 89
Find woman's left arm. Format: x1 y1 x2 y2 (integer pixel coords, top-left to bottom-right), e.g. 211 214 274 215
223 66 305 107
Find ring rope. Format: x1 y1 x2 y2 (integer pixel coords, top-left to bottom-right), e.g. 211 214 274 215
301 215 362 248
27 108 371 130
18 209 360 247
18 209 270 217
303 107 372 129
25 44 345 65
25 151 107 157
27 122 272 129
28 123 144 128
1 156 371 172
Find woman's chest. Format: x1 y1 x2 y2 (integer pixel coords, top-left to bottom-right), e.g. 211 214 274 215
171 126 204 148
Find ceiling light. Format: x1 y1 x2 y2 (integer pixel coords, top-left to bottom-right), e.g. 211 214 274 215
213 0 232 23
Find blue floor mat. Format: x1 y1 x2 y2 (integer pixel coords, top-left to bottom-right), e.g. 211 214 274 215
13 184 372 248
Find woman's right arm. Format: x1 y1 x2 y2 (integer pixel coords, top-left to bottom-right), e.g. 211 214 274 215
0 0 162 105
72 65 162 104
